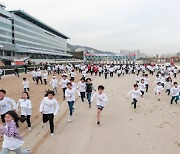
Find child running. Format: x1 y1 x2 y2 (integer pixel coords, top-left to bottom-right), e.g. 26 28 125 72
154 82 164 101
17 92 32 131
91 85 108 125
85 78 96 108
22 78 30 92
50 76 58 94
77 78 86 103
39 90 59 136
59 74 69 100
65 82 80 122
0 89 17 123
127 84 142 111
0 110 31 154
170 82 179 104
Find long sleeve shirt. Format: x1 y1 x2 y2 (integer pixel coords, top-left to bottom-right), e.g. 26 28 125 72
154 85 163 93
65 88 80 102
0 97 17 115
127 89 142 99
17 99 32 116
22 81 29 88
91 93 108 107
59 79 69 89
39 97 59 115
77 81 86 92
50 79 58 87
170 87 180 96
0 120 23 150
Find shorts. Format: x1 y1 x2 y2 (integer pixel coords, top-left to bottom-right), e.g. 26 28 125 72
97 105 104 111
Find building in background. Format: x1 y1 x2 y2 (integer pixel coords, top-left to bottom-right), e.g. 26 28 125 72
0 4 71 59
120 49 141 59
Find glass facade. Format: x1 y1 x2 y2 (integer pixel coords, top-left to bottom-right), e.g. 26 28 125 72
0 6 70 58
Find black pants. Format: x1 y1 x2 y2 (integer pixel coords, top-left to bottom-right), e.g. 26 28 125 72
36 76 43 84
32 77 36 81
105 73 107 79
140 90 144 96
1 112 8 123
110 72 113 77
62 88 67 99
80 92 85 102
166 89 170 95
44 79 47 85
132 98 137 109
170 96 179 104
90 71 93 76
99 72 101 77
43 114 54 133
174 73 177 78
24 88 29 92
21 115 31 127
145 84 149 92
15 72 19 77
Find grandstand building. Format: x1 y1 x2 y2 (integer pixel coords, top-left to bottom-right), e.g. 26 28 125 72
0 4 71 59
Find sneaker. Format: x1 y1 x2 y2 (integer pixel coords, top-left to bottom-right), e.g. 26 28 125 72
158 99 160 101
97 121 100 125
27 149 31 154
28 127 32 131
134 109 136 112
51 133 54 137
89 105 91 108
68 116 72 122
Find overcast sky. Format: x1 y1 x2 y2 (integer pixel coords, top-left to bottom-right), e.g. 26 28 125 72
2 0 180 54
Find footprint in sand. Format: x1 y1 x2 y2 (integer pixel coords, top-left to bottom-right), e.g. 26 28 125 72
149 109 154 113
137 133 141 138
145 143 155 151
157 121 170 128
153 106 158 109
174 141 180 147
129 119 133 121
36 133 41 137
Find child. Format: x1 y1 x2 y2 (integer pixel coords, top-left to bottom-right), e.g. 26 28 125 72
154 82 163 101
31 69 37 81
86 78 96 108
117 69 122 77
43 71 48 85
91 85 108 125
165 77 173 95
70 70 76 81
104 68 108 79
135 74 140 83
65 82 80 122
0 110 31 154
77 78 86 103
59 74 69 100
138 79 146 97
0 89 17 123
127 84 142 111
144 74 149 92
17 92 32 131
39 90 59 136
50 76 58 94
170 82 179 104
22 78 30 92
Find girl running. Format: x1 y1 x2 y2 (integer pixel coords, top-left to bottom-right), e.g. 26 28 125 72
170 82 179 104
17 92 32 131
0 110 31 154
65 82 80 122
39 90 59 136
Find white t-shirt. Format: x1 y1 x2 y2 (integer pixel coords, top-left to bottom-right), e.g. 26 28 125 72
170 87 180 96
91 93 108 107
43 73 48 79
50 79 58 87
59 79 69 89
18 99 32 115
128 89 142 99
22 81 29 88
0 97 17 115
39 97 59 115
65 88 80 102
77 81 86 92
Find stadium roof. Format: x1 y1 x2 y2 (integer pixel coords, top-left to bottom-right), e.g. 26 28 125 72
10 10 70 39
